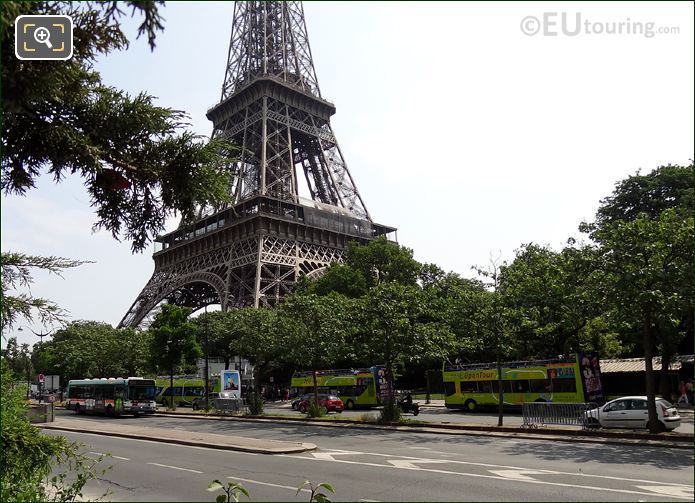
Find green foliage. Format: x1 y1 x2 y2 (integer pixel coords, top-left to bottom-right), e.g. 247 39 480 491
36 321 152 382
310 264 368 298
345 237 421 288
193 310 243 370
306 400 326 418
232 307 280 394
246 392 264 416
207 480 249 503
595 164 693 227
1 337 33 388
1 359 108 501
1 1 235 252
149 305 201 373
377 401 401 424
0 252 88 332
298 480 335 503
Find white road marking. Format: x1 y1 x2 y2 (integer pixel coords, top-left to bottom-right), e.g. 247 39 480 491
147 462 203 474
112 455 130 461
228 476 311 493
489 469 549 481
407 446 431 450
278 454 693 500
300 449 691 486
636 486 695 499
359 499 381 502
88 451 106 456
387 459 449 469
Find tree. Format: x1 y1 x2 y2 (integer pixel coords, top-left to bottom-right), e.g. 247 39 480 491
149 305 201 409
277 293 355 412
0 337 33 395
1 358 106 501
344 237 421 288
589 209 693 432
232 307 280 408
1 252 88 332
358 282 455 421
1 1 235 252
193 310 243 371
595 164 693 227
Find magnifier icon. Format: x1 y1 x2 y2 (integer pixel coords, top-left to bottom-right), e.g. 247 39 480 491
33 26 52 49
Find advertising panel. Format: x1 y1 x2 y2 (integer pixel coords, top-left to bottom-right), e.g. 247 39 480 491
221 370 241 399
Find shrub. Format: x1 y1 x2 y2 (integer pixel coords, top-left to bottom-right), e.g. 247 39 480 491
306 401 326 418
247 392 263 415
377 400 401 424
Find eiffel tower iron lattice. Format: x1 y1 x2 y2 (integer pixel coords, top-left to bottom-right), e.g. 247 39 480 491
119 1 395 328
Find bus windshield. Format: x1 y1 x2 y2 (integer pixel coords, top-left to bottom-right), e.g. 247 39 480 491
129 385 157 400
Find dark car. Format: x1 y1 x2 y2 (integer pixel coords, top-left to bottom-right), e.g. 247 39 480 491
191 392 220 410
297 394 344 413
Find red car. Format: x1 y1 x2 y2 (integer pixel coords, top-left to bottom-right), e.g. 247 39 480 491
298 394 344 413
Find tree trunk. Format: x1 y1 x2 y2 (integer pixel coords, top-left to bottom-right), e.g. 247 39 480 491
312 370 319 407
224 356 230 371
643 310 659 433
497 358 504 427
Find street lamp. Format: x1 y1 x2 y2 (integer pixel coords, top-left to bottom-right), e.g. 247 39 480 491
204 305 210 411
18 326 54 403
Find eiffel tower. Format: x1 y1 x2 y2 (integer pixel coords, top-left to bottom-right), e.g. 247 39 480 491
119 0 395 328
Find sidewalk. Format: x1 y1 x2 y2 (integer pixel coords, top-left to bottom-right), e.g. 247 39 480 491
40 418 316 454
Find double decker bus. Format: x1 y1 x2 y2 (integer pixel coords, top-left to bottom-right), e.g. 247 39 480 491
154 376 221 408
290 366 387 409
66 377 157 416
443 353 604 411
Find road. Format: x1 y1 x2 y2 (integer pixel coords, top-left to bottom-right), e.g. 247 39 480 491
260 402 695 435
48 411 693 501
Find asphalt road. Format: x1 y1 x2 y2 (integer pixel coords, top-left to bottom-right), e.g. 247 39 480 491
48 411 693 501
259 403 695 435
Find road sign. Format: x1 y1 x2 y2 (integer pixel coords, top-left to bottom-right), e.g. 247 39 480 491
38 373 45 383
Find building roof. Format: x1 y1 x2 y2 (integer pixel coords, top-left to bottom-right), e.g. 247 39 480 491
601 355 694 373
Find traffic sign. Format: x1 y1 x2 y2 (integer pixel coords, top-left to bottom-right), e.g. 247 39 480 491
38 373 45 383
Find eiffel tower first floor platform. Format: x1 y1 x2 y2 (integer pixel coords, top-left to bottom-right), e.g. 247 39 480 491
118 196 396 328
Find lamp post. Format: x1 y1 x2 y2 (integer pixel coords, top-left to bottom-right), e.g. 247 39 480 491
204 305 210 411
18 326 54 403
165 338 173 410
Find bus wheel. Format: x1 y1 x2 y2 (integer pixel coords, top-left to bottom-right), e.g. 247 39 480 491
106 405 114 417
464 399 478 412
534 398 547 403
74 404 81 415
345 400 355 410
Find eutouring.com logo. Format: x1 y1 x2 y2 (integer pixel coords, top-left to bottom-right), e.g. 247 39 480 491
520 12 680 38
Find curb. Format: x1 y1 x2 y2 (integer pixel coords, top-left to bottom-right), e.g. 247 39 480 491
152 411 694 449
40 423 317 454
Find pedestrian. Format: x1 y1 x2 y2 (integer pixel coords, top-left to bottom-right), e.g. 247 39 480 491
686 379 694 405
677 381 688 405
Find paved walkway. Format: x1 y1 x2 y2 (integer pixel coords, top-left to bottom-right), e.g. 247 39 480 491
41 418 316 454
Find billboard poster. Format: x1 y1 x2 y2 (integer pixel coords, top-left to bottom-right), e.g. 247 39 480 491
221 370 241 399
578 352 604 404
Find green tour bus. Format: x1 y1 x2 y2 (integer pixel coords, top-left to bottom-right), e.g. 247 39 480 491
66 377 157 416
155 375 221 407
443 353 604 411
291 366 387 409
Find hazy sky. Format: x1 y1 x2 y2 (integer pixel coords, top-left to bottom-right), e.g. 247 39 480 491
2 1 693 347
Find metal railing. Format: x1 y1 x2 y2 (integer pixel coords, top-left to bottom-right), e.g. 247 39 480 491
521 402 597 430
214 398 248 415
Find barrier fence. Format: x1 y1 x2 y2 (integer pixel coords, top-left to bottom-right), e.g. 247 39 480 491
521 402 597 430
214 398 248 415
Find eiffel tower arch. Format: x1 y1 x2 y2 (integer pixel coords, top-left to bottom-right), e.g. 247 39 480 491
119 1 395 328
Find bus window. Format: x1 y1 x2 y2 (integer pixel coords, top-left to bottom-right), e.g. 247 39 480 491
115 386 126 399
461 381 478 393
510 380 530 393
184 386 205 397
529 379 551 393
163 386 183 397
551 379 577 393
130 385 157 400
444 381 456 396
478 381 493 393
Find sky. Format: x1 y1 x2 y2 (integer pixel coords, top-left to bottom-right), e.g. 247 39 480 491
2 1 693 348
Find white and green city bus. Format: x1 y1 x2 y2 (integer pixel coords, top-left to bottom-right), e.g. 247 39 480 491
443 353 604 411
66 377 157 416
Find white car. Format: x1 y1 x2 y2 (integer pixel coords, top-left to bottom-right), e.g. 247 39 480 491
584 396 681 431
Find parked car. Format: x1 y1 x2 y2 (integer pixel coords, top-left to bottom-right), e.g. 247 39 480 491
583 396 681 431
297 394 344 413
292 393 328 410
